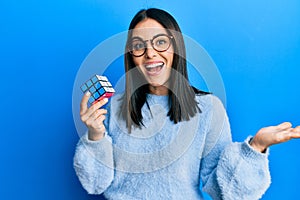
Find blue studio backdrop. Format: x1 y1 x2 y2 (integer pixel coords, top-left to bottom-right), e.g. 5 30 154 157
0 0 299 200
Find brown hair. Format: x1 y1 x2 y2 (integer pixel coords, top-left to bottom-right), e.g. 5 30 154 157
120 8 208 131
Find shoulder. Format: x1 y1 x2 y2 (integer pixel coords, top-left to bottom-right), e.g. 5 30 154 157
195 94 228 132
195 94 226 114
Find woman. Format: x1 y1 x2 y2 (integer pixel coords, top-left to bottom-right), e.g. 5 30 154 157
74 8 300 199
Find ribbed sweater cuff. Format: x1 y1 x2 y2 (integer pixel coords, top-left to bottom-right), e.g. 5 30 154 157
241 136 269 164
81 132 111 146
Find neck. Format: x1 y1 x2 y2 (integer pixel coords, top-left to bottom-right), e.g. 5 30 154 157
149 85 169 95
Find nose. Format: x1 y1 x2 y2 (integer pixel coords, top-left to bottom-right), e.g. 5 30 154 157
145 42 157 58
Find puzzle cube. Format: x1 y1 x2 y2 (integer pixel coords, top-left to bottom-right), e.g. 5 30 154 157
80 75 115 104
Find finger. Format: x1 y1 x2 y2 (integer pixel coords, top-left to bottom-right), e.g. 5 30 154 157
91 109 107 121
80 92 91 115
271 130 293 144
87 115 106 130
97 108 108 116
85 98 109 117
290 126 300 139
276 128 300 142
290 133 300 139
95 115 106 124
82 108 106 123
285 131 300 140
294 126 300 132
94 97 109 108
277 122 292 130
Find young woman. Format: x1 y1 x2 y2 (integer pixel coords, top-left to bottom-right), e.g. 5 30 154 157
74 8 300 200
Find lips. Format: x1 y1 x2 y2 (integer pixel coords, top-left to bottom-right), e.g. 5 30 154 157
144 62 164 76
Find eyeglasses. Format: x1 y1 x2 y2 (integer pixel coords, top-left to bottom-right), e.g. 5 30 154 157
128 34 173 57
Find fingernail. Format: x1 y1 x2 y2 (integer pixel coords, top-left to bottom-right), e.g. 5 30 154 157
85 91 91 96
104 98 108 102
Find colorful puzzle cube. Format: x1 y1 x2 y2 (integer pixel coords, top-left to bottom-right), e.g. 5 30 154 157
80 75 115 104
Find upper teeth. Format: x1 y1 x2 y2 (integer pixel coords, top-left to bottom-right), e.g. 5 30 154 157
145 63 163 69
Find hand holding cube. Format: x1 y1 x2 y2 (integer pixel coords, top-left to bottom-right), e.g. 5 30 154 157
79 75 115 141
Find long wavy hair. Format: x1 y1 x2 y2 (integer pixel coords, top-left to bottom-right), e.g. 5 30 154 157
119 8 208 132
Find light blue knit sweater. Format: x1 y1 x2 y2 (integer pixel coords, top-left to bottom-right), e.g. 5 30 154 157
74 94 271 200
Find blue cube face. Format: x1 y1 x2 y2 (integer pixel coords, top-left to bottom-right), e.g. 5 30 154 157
94 82 102 90
80 84 88 93
81 75 115 104
91 76 98 83
88 96 95 104
86 80 93 88
89 86 96 93
93 91 100 99
99 87 105 95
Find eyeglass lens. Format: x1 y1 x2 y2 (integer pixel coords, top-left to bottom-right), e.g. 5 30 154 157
129 34 172 57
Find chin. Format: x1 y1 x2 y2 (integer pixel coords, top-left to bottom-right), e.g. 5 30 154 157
148 80 169 87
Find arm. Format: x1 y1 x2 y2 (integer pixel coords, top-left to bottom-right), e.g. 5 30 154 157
200 96 271 200
73 92 114 194
73 133 114 194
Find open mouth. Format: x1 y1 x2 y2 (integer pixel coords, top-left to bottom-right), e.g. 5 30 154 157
144 62 164 75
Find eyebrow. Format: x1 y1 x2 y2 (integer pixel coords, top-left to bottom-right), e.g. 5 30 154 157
131 33 169 40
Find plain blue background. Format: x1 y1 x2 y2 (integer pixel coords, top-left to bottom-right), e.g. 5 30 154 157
1 0 299 199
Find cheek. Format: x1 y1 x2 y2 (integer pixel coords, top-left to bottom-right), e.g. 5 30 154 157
132 57 139 66
132 52 145 63
166 53 174 67
165 47 174 66
132 58 146 74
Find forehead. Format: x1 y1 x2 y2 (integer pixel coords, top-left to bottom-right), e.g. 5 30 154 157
132 18 168 38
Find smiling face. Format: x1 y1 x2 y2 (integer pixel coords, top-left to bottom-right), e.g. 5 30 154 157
130 18 174 95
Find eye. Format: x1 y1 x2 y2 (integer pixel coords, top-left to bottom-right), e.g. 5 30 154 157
156 39 167 46
153 35 170 50
131 40 145 50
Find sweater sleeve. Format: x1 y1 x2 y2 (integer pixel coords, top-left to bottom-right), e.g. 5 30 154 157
73 101 115 195
73 133 114 194
200 96 271 200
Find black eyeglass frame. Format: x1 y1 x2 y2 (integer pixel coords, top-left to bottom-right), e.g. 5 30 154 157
127 33 174 57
